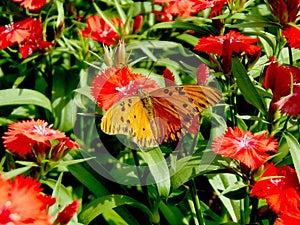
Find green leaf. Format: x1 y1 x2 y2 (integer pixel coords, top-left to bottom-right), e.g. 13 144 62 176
0 89 52 112
52 95 77 131
140 147 170 197
231 57 267 115
208 173 241 222
284 132 300 182
79 194 153 224
55 0 65 27
3 164 35 178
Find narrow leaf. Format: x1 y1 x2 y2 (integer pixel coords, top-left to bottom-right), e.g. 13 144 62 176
231 57 267 114
284 132 300 182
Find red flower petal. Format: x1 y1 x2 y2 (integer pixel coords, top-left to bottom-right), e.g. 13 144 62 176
283 25 300 50
0 175 54 225
163 68 175 86
196 63 210 85
55 200 80 225
275 211 300 225
274 91 300 117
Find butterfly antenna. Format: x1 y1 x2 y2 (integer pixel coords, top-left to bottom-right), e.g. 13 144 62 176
141 59 160 87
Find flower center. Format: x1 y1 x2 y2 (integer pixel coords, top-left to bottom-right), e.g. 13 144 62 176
32 123 56 136
115 81 136 95
239 134 252 148
4 24 15 33
270 178 284 189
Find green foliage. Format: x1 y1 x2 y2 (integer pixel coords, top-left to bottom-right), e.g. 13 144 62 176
0 0 300 224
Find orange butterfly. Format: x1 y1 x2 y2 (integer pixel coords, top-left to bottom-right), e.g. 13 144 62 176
100 84 222 149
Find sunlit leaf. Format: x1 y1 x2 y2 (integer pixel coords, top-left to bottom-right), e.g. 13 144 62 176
0 89 52 112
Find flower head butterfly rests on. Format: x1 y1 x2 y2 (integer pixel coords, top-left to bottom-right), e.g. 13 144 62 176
91 43 222 150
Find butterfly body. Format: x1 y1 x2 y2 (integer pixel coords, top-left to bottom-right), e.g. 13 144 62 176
100 85 222 149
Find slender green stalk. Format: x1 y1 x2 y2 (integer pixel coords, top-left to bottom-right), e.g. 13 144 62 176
189 179 205 225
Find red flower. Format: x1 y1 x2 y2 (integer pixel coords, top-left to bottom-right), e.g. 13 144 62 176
283 25 300 50
264 58 300 102
266 0 300 25
194 30 261 74
0 18 35 49
163 68 175 86
81 15 122 46
3 119 79 161
192 0 228 18
194 30 261 56
274 89 300 117
91 67 160 110
212 127 278 169
0 175 55 225
154 0 199 18
11 0 46 10
55 200 80 225
275 211 300 225
19 19 53 58
251 163 300 214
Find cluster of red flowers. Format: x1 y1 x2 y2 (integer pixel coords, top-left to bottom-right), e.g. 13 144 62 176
212 127 300 223
3 119 79 163
0 17 53 58
0 175 79 225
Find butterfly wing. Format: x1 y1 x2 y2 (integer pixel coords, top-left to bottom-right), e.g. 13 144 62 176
150 85 222 143
101 85 221 149
100 96 159 148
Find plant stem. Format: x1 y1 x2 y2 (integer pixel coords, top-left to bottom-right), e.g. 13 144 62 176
250 196 258 224
189 178 205 225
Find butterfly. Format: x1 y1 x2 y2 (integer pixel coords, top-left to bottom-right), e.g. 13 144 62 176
100 84 222 149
